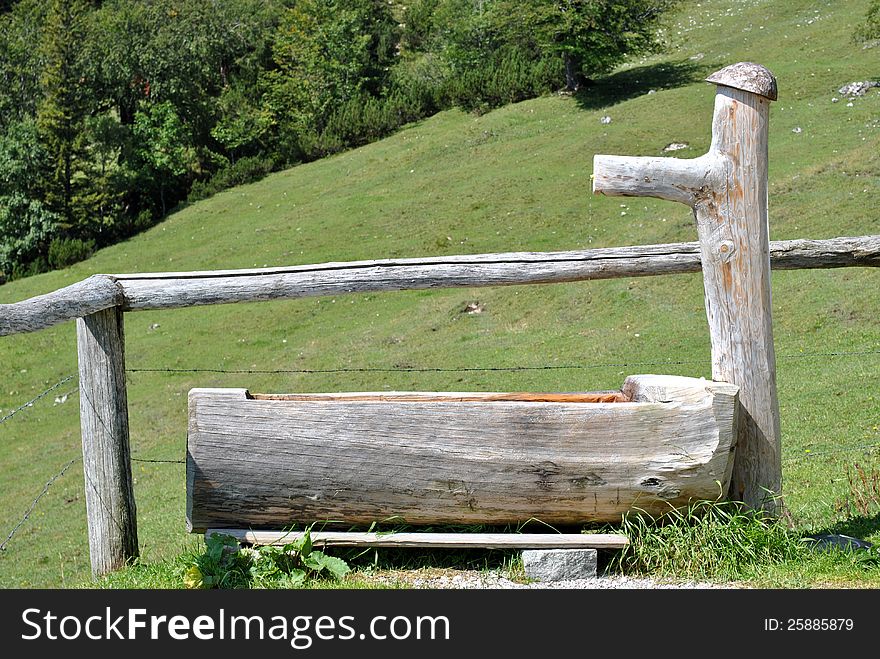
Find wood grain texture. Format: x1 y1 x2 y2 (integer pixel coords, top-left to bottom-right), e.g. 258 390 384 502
186 375 738 532
76 306 139 577
1 236 877 335
208 529 630 549
119 237 879 313
593 63 781 512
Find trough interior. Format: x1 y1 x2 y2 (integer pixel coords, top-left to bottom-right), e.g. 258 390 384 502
249 391 630 403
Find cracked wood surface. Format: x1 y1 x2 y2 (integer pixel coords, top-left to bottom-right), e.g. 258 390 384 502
186 375 738 531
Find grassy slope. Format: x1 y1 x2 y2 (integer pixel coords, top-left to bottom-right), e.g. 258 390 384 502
1 0 878 587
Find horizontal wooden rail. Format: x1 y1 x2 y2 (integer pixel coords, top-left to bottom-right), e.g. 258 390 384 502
2 234 878 337
208 529 630 549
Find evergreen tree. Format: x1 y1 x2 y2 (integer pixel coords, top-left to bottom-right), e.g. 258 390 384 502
36 0 90 233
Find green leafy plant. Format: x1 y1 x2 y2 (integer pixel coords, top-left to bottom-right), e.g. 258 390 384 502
184 528 350 589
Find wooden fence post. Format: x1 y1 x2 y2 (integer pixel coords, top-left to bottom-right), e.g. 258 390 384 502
76 305 139 576
592 62 781 513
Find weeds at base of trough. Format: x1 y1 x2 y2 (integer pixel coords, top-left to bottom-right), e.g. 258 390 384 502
610 499 807 581
180 527 351 590
609 497 880 584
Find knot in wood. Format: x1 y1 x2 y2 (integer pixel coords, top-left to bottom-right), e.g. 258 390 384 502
719 240 736 262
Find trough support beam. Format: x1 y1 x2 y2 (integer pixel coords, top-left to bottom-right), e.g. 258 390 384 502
593 62 781 513
76 305 139 577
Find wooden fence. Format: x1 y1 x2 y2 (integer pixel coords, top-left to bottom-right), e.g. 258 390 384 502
2 62 879 577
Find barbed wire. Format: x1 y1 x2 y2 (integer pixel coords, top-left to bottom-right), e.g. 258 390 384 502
0 457 79 552
0 374 76 425
123 349 880 376
786 440 880 463
132 457 185 464
4 350 875 427
777 350 880 360
0 348 874 553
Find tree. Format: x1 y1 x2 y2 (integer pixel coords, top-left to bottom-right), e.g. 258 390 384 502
496 0 678 91
0 193 60 277
211 84 273 163
263 0 398 159
84 0 283 213
131 101 198 216
0 119 60 278
428 0 501 72
36 0 91 232
0 0 49 130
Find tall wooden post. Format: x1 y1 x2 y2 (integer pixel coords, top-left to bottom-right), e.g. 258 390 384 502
592 62 781 513
77 305 139 576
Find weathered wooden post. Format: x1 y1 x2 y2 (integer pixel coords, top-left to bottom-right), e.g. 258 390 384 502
76 304 139 576
592 62 781 513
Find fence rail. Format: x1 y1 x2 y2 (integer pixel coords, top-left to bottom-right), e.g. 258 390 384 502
2 234 878 337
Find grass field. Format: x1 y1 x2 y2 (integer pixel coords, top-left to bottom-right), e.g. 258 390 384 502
1 0 878 588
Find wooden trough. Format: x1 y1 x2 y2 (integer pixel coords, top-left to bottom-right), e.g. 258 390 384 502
187 374 738 533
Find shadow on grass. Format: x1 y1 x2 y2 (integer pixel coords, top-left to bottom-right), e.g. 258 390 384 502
574 59 714 111
808 511 880 544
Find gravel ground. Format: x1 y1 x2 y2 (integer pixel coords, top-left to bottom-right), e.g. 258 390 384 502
367 569 742 589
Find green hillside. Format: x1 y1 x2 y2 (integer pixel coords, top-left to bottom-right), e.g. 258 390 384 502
1 0 878 588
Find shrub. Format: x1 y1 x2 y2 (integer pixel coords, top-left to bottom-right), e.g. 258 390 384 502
187 156 277 202
854 0 880 42
441 49 560 114
47 236 95 269
315 84 437 158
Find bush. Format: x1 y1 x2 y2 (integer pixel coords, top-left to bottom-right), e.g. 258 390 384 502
854 0 880 42
314 84 436 159
187 155 277 202
0 193 59 279
47 236 96 269
441 49 560 114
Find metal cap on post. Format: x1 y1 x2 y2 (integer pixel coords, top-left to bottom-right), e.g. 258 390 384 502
592 62 782 514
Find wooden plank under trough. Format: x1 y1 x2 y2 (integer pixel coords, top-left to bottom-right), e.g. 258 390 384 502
187 374 738 532
208 530 630 549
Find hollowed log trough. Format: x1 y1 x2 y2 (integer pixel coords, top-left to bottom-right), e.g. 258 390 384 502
187 374 738 532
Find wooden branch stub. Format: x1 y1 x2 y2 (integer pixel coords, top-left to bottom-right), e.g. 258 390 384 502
706 62 778 101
